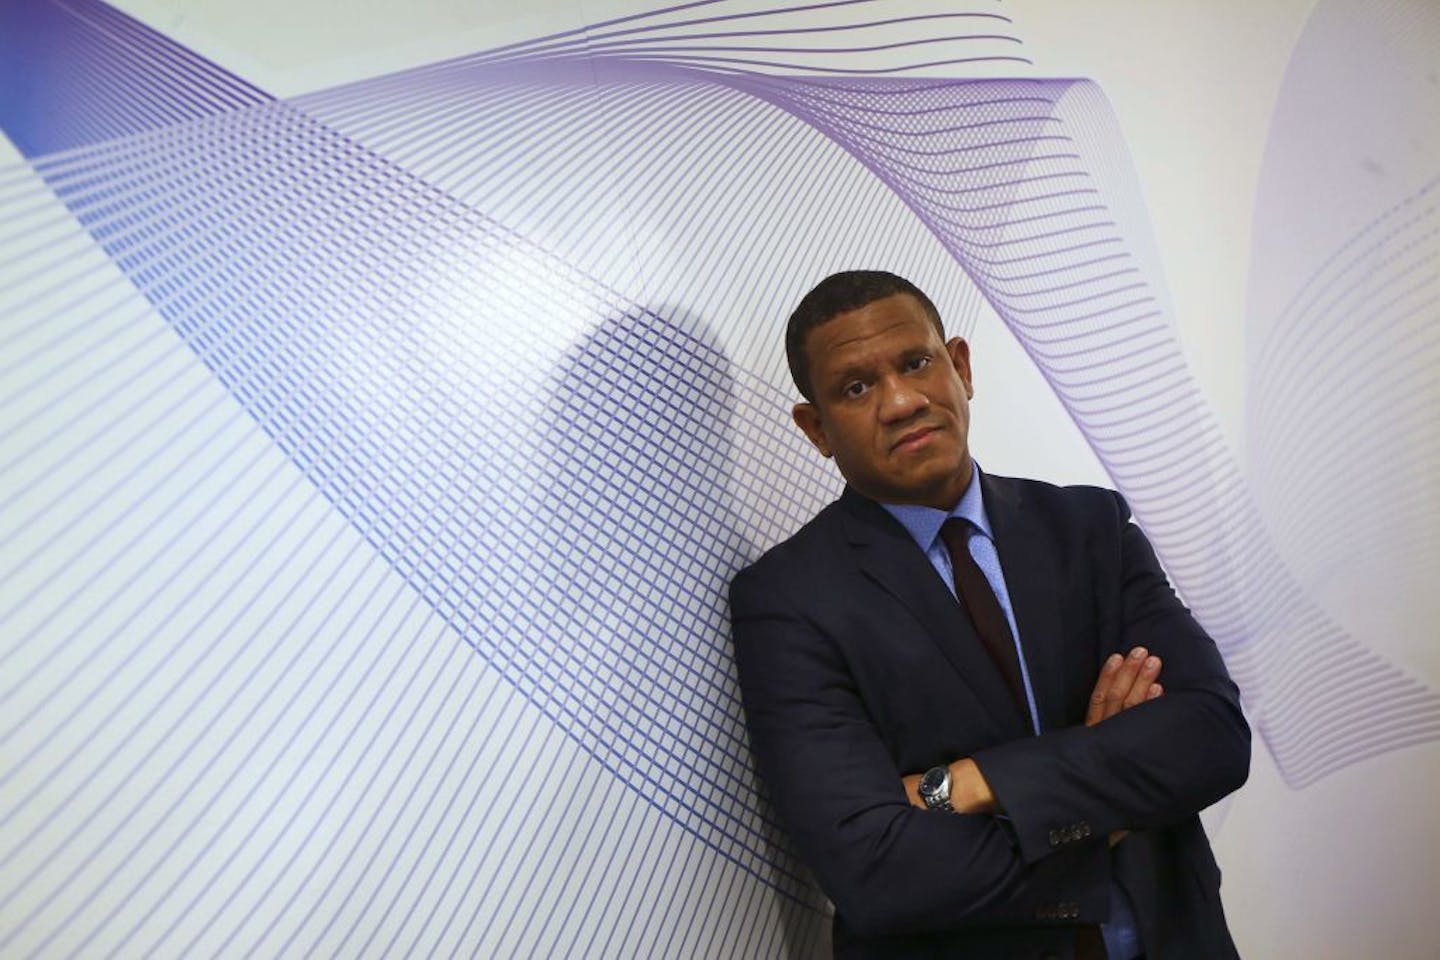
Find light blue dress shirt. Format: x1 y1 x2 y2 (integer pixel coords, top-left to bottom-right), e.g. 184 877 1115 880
880 465 1142 960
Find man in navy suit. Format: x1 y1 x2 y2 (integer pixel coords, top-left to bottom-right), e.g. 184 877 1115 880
730 271 1250 959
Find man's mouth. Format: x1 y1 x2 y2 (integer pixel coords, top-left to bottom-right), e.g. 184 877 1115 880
892 426 938 452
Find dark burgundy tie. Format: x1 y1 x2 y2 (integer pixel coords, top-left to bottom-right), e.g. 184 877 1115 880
944 520 1098 953
940 518 1030 727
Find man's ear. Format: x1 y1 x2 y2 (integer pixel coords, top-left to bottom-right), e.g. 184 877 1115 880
792 402 833 458
946 336 974 399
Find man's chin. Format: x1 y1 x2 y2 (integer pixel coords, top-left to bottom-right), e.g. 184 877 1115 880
858 468 967 509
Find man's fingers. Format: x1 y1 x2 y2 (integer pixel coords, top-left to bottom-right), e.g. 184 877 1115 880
1121 655 1161 708
1085 653 1124 725
1087 648 1163 725
1103 647 1148 715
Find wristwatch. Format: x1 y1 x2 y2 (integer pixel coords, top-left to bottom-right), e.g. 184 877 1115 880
918 765 954 812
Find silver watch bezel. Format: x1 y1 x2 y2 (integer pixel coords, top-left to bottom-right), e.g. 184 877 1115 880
918 765 954 812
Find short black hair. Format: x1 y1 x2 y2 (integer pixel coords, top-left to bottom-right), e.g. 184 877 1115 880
785 270 944 401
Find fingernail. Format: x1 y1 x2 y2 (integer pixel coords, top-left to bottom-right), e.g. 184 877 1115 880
1130 647 1147 661
1148 684 1163 699
1145 656 1159 670
1105 654 1122 670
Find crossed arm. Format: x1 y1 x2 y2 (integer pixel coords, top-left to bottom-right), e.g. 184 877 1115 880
901 646 1165 816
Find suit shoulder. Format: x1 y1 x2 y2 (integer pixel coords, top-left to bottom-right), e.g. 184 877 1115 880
730 498 848 593
991 472 1126 516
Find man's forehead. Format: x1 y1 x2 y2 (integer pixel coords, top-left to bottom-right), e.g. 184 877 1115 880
809 297 940 358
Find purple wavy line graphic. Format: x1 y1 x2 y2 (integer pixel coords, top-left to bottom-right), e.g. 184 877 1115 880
1244 0 1439 781
1 0 1437 952
0 0 269 155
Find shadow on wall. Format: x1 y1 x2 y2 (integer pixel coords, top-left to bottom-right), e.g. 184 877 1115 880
540 306 830 956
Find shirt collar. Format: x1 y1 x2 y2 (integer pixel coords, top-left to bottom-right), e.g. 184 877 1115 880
879 463 992 553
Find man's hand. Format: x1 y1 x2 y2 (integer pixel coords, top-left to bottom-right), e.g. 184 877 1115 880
1087 646 1163 845
1085 646 1162 727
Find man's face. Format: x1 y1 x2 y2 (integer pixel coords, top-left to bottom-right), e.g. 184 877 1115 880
793 293 975 510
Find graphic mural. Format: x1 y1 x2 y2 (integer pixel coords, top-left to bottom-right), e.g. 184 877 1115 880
1 0 1435 956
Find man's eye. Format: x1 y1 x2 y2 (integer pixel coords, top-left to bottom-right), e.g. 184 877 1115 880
905 355 933 372
843 381 870 398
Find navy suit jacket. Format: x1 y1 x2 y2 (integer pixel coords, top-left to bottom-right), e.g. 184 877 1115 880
730 473 1250 959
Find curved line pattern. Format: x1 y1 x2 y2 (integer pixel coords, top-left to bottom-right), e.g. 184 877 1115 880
0 0 269 156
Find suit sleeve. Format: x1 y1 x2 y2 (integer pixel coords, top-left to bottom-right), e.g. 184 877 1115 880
731 565 1110 937
972 491 1251 865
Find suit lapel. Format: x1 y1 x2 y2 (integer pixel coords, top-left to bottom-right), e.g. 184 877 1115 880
838 488 1028 740
981 473 1068 733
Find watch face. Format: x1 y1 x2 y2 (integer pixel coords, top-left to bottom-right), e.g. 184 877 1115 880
919 767 948 797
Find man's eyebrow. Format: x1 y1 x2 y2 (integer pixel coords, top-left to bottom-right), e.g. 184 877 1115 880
824 358 876 386
838 346 929 373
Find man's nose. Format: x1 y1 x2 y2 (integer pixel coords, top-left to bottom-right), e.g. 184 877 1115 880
877 377 928 421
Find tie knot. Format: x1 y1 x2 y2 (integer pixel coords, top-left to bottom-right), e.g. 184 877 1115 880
940 517 972 553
